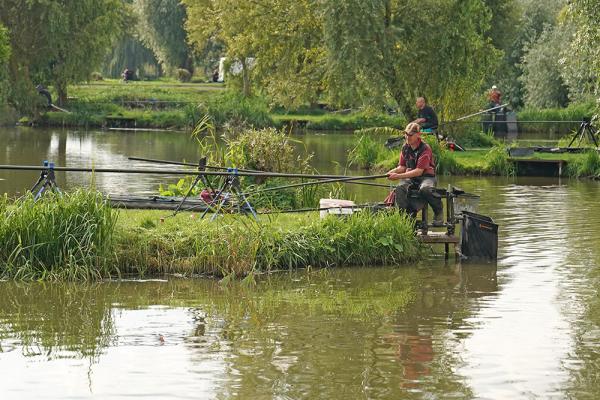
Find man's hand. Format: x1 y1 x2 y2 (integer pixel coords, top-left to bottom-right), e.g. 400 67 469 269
387 171 402 181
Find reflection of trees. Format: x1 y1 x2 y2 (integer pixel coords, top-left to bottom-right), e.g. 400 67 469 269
0 282 116 360
557 181 600 398
187 266 497 399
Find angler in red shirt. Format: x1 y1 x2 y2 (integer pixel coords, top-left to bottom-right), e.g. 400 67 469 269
387 122 444 225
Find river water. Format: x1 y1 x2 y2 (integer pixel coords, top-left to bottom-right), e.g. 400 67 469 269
1 127 599 399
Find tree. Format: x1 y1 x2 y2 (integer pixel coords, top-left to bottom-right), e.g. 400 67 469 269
0 0 126 109
519 25 569 108
488 0 565 108
0 24 10 105
568 0 600 103
184 0 260 97
134 0 195 74
322 0 500 119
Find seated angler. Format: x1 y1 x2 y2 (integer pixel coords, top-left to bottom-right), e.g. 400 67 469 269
386 122 444 225
411 96 438 134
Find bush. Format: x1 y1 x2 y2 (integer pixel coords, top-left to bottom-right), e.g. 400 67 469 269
204 92 273 128
484 144 515 176
175 68 192 83
567 150 600 178
226 127 311 173
90 71 103 81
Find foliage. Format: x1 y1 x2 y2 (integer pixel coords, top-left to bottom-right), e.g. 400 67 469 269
568 0 600 108
0 23 9 105
348 134 382 169
566 150 600 178
90 72 104 81
0 0 126 108
520 24 570 108
133 0 194 74
116 210 423 277
484 144 515 176
176 68 192 83
226 127 311 173
488 0 564 108
322 0 501 120
102 34 162 79
204 92 273 128
0 191 119 280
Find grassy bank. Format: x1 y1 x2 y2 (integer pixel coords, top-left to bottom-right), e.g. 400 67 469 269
0 192 424 280
35 80 404 131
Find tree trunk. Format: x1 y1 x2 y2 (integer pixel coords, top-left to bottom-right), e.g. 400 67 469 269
56 81 67 106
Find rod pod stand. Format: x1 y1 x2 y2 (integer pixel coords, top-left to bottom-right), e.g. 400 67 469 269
567 118 599 148
30 161 62 201
172 157 216 216
200 168 258 221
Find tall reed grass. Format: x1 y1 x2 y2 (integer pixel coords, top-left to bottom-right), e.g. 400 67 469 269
0 191 119 280
567 150 600 178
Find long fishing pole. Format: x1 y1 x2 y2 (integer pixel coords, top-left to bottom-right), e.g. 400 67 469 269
243 174 389 197
0 164 386 180
129 156 392 189
452 103 509 122
128 156 264 173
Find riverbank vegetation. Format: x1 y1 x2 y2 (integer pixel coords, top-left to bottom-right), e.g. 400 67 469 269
1 1 597 133
0 191 423 281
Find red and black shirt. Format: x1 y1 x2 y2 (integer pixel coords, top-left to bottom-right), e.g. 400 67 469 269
399 140 436 177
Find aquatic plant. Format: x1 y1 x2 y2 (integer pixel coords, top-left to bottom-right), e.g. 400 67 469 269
348 134 382 169
484 144 515 176
567 150 600 178
0 191 119 280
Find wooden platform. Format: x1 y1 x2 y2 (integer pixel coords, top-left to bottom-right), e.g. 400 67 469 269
508 158 566 177
417 231 460 259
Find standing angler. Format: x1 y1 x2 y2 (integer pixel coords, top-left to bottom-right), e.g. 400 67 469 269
386 122 444 225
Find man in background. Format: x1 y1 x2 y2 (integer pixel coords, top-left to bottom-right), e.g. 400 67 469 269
412 97 438 134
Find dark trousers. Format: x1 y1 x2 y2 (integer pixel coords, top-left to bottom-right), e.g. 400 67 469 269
394 177 443 217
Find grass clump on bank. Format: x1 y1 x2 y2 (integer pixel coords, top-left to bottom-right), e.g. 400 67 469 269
0 192 423 280
116 209 423 277
0 191 118 280
567 150 600 179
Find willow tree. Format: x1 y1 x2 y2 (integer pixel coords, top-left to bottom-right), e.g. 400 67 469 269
0 0 126 108
134 0 194 74
569 0 600 103
323 0 500 119
0 24 9 105
184 0 324 103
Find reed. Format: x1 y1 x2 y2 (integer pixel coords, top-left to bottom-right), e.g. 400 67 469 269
567 150 600 178
483 144 515 176
0 191 119 280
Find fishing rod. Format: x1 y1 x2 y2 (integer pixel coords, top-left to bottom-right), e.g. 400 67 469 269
243 174 389 197
128 156 264 173
452 103 509 122
129 156 392 188
0 164 386 180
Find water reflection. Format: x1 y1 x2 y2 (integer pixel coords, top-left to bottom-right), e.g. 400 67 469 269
0 266 505 399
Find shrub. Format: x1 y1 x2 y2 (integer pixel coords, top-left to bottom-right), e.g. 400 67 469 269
484 144 515 176
567 150 600 178
90 71 103 81
175 68 192 82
